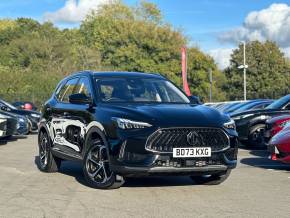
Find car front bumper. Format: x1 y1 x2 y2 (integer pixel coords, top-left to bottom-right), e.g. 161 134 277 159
108 128 239 177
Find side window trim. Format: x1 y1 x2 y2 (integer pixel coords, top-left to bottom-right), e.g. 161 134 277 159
56 76 80 103
54 80 66 100
77 76 93 99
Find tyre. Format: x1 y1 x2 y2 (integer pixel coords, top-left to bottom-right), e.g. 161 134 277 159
190 169 231 185
27 119 32 134
83 138 124 189
247 124 266 147
38 131 61 172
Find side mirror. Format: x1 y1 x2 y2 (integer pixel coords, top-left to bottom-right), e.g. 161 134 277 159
1 105 9 111
69 93 92 105
189 95 202 104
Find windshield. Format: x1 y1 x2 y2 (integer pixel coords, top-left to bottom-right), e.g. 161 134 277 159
266 95 290 109
96 77 190 103
0 99 17 110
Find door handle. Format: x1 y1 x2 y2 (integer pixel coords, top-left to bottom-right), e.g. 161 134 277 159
63 112 69 116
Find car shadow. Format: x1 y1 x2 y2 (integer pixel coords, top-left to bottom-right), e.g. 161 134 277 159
123 176 194 188
0 140 7 146
0 135 27 146
34 156 196 188
239 142 266 151
240 157 290 171
239 148 290 171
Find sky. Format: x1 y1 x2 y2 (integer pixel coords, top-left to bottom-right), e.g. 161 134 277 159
1 0 290 69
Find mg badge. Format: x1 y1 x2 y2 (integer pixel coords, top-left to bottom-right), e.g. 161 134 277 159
187 131 200 146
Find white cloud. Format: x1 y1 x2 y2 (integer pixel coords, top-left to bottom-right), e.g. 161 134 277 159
213 3 290 69
219 3 290 47
282 47 290 58
208 48 233 70
44 0 109 23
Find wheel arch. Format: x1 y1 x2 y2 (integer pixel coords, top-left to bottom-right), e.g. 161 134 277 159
38 122 50 144
83 124 109 156
248 115 270 133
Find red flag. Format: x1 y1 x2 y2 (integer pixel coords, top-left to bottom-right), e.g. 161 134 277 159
181 47 191 96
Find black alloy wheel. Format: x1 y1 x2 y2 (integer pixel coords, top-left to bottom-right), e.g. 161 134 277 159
38 131 61 172
83 139 124 189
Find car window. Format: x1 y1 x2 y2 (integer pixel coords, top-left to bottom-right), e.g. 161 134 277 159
266 95 290 109
97 78 190 103
56 77 79 103
75 77 92 98
285 103 290 110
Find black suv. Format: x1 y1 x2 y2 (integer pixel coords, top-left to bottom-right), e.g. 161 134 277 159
38 71 238 189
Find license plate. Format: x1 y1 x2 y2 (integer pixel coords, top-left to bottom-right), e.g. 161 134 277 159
173 147 211 158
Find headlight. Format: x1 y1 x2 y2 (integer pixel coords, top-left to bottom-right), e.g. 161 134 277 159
223 119 236 130
112 117 152 129
31 113 40 118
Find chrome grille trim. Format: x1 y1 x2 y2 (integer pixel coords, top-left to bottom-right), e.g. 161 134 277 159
145 127 230 153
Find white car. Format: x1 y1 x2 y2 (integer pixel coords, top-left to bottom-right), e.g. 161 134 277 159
0 115 7 138
0 112 18 139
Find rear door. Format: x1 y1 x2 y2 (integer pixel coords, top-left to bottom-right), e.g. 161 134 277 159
49 76 94 157
49 77 81 154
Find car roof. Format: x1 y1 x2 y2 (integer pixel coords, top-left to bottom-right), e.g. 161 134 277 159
72 71 165 79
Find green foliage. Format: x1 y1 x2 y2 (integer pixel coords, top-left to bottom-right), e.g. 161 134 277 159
224 41 290 100
0 18 101 106
80 1 225 101
187 47 227 101
0 1 227 106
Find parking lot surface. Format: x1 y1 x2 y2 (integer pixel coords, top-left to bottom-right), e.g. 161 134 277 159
0 135 290 218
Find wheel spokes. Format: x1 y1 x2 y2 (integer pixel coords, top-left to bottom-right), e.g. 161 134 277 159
87 152 100 166
39 137 48 166
86 144 112 184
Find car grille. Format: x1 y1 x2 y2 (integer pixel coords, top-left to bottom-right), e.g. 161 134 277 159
146 128 230 153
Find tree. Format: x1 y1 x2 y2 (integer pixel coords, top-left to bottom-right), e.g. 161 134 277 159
224 41 290 100
187 47 227 101
0 19 102 106
80 1 186 78
0 1 223 106
80 1 224 100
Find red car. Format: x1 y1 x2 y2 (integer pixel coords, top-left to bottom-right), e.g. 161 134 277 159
268 121 290 163
264 114 290 144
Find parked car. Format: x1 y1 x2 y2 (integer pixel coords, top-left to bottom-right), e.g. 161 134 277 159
231 94 290 147
229 100 273 115
218 101 244 112
264 114 290 145
0 115 7 138
223 101 249 113
38 71 238 189
13 101 37 111
0 112 18 138
268 121 290 163
0 111 29 136
0 99 40 132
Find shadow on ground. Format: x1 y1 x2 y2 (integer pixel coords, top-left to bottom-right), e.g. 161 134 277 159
0 135 27 146
34 156 197 188
239 147 290 171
